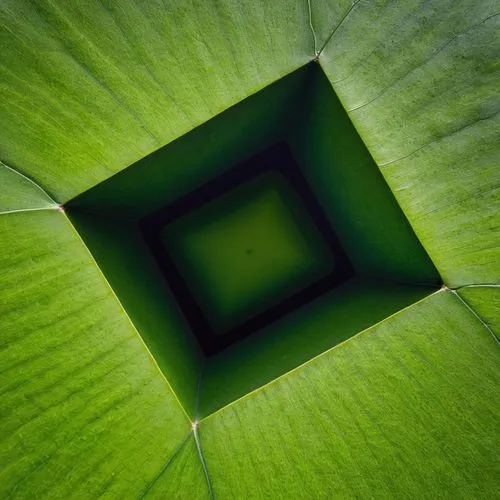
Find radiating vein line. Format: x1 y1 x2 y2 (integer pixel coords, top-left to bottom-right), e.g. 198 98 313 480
451 289 500 345
137 434 192 499
454 283 500 289
306 0 318 56
347 11 500 113
317 0 361 56
0 160 60 216
0 206 60 217
0 161 58 204
378 111 499 168
193 424 215 499
330 0 435 84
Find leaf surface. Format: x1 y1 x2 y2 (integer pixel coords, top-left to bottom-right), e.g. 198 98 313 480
141 434 210 499
0 0 312 202
0 162 57 214
458 285 500 338
317 0 500 286
200 291 500 498
0 211 190 498
0 0 498 495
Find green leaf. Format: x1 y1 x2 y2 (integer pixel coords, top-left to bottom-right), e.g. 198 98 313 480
68 211 203 417
318 1 500 286
0 0 312 202
457 285 500 339
288 66 439 283
0 211 191 497
1 0 498 496
0 162 58 214
199 291 499 498
139 435 209 499
200 279 433 417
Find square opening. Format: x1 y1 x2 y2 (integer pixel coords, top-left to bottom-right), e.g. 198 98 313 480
141 144 352 353
66 63 441 417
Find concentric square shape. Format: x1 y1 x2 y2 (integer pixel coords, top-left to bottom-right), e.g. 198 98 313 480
141 144 352 353
67 63 440 414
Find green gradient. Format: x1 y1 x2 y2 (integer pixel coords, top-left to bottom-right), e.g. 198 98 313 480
0 0 311 202
0 211 190 498
68 211 202 417
200 291 500 498
64 63 442 417
200 279 434 416
0 0 497 496
0 162 57 214
67 67 310 219
318 0 500 287
162 171 335 334
458 286 500 337
289 67 440 284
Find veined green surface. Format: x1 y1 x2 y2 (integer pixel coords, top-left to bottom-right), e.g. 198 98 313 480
68 62 438 289
163 170 335 334
67 206 437 418
66 66 309 219
200 291 500 498
139 435 209 499
318 0 500 286
0 0 498 496
458 285 500 339
68 211 202 417
0 162 58 214
0 211 191 498
65 58 441 420
200 279 434 417
0 0 311 202
288 65 440 284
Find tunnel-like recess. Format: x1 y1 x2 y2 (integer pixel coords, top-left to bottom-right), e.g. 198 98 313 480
66 63 440 417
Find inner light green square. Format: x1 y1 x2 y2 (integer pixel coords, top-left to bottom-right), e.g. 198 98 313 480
161 170 336 334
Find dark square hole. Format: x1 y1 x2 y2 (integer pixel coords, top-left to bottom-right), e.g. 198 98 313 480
66 63 440 417
140 144 353 354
